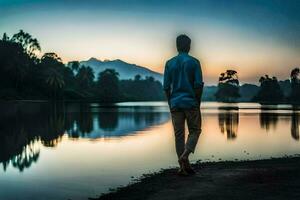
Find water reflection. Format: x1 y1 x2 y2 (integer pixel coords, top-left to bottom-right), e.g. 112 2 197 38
259 112 279 132
291 112 300 140
218 107 239 140
0 102 170 171
2 102 300 173
98 108 118 131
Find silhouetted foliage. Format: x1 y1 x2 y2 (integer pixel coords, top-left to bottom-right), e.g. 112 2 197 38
0 30 164 102
97 69 120 102
291 111 300 140
215 70 240 102
289 68 300 103
253 75 284 103
119 75 164 101
3 30 298 104
11 30 41 60
218 109 239 140
259 112 278 131
69 61 80 73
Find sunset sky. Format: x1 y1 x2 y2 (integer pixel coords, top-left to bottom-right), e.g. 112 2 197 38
0 0 299 84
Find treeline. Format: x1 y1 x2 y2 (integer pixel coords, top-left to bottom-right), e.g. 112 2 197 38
215 69 300 104
0 30 164 101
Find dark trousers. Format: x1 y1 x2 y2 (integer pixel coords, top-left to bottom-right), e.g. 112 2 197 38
170 107 202 158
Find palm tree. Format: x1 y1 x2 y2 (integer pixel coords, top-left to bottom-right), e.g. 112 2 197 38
70 61 80 73
45 69 65 100
76 65 95 89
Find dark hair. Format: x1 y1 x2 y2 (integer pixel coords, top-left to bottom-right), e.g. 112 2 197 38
176 34 191 53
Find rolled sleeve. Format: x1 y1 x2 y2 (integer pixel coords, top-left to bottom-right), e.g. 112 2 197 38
163 62 171 91
194 61 203 88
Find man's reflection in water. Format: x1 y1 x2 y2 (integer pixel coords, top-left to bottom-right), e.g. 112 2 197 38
291 112 300 141
259 112 278 132
218 109 239 140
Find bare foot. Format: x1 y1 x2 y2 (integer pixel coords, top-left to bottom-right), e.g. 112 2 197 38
185 160 196 175
179 157 196 175
177 167 189 176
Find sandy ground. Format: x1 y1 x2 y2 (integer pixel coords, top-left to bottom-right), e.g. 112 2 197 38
90 156 300 200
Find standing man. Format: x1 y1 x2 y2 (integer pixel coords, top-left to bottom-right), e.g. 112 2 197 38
163 34 203 175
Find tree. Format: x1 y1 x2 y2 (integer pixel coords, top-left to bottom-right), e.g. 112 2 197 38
0 38 32 91
2 33 9 41
215 70 240 102
289 68 300 103
40 53 66 99
41 52 62 63
97 69 120 102
76 65 95 91
70 61 80 73
134 74 141 81
45 68 65 99
11 30 41 59
253 75 284 103
119 76 164 101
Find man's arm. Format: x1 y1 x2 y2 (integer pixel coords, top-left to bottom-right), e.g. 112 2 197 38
194 84 204 105
163 62 171 107
194 60 204 106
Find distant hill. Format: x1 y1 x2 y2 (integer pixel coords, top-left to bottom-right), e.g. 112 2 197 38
238 84 259 102
202 84 260 102
202 85 218 101
76 58 163 82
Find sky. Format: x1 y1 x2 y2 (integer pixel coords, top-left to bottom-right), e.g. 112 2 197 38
0 0 299 84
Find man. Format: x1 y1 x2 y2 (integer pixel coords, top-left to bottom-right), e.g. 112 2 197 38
163 34 203 175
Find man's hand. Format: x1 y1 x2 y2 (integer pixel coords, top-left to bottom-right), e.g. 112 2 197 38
164 89 171 107
194 83 204 106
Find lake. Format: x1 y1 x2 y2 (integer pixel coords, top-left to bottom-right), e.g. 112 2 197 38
1 101 300 200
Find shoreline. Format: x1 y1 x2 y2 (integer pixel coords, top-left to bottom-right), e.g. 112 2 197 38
1 100 300 105
91 156 300 200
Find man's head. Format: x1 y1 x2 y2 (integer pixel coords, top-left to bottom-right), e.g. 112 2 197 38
176 34 191 53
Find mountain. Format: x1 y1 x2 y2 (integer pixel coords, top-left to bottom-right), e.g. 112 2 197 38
77 58 163 82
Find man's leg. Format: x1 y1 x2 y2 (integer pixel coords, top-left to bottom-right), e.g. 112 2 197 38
185 107 202 155
179 107 201 171
170 108 186 159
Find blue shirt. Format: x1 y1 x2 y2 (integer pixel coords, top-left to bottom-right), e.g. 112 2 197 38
163 52 203 109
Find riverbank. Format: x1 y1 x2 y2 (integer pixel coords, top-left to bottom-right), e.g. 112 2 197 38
92 156 300 200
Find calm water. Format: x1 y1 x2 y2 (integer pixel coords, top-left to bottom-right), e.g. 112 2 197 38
1 102 300 200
